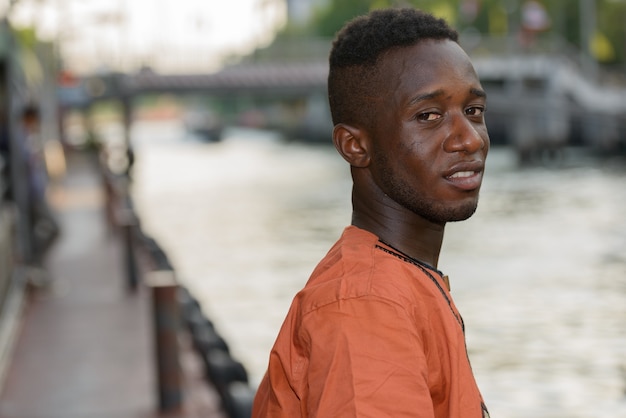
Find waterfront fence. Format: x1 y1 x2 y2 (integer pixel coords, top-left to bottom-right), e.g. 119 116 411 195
101 153 255 417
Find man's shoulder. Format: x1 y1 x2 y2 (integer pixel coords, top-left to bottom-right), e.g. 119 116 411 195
304 225 378 289
309 225 378 274
295 226 431 314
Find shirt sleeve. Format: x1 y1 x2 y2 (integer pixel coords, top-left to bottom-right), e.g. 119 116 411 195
297 295 435 418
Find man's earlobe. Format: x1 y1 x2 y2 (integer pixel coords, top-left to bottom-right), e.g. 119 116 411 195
332 124 370 168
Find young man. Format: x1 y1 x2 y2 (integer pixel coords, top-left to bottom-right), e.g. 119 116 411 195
253 8 490 417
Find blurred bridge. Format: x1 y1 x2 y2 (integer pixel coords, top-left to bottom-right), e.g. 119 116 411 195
125 62 329 97
61 62 330 100
60 61 333 143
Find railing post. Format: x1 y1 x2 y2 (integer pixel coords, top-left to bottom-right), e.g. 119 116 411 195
145 270 183 413
114 176 138 292
119 207 138 291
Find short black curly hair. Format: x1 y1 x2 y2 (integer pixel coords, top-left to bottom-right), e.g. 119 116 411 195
328 8 459 128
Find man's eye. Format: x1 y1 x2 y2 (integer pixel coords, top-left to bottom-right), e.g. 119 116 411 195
417 112 441 121
466 106 485 117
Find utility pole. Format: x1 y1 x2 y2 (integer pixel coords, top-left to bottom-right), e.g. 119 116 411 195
579 0 598 81
506 0 519 55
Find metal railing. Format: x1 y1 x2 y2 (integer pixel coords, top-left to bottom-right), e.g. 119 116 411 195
101 156 255 417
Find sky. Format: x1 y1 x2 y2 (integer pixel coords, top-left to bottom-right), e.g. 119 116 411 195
5 0 287 74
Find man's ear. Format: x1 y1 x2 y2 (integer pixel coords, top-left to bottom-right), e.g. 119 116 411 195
332 123 370 168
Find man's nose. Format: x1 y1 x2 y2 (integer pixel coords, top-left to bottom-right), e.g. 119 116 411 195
443 114 488 154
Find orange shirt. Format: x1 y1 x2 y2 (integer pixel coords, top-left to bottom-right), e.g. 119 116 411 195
252 226 489 418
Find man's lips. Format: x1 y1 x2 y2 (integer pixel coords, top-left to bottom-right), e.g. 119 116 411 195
448 171 476 179
444 162 485 191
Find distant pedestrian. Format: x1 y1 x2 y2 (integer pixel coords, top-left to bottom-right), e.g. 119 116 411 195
21 104 59 271
253 8 490 417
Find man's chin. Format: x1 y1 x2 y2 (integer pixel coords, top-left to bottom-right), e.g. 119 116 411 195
429 202 479 224
449 204 479 222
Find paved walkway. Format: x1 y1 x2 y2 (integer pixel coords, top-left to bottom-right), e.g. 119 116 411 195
0 150 225 418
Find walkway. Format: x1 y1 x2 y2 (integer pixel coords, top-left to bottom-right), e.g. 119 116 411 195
0 150 225 418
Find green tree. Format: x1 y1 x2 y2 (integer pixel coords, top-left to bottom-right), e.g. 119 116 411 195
306 0 464 38
309 0 371 37
276 0 626 67
596 0 626 64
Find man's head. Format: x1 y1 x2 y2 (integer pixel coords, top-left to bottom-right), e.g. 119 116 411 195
329 8 489 226
328 8 458 130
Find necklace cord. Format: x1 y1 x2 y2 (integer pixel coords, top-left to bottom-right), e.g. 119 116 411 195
375 241 464 332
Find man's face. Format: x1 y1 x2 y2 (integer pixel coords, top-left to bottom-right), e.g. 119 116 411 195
367 39 489 224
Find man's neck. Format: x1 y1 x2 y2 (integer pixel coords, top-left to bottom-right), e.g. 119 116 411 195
351 209 445 269
348 168 447 267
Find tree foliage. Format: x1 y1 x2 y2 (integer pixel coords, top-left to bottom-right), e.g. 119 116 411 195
279 0 626 66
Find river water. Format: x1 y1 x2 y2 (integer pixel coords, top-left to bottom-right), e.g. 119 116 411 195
129 120 626 418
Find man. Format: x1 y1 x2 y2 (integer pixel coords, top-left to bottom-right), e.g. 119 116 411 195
253 8 490 417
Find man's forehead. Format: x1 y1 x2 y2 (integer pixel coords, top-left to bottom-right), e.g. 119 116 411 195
377 40 479 86
380 39 472 68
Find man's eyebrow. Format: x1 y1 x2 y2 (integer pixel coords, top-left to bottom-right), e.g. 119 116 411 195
470 87 487 98
408 87 487 105
408 89 445 105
